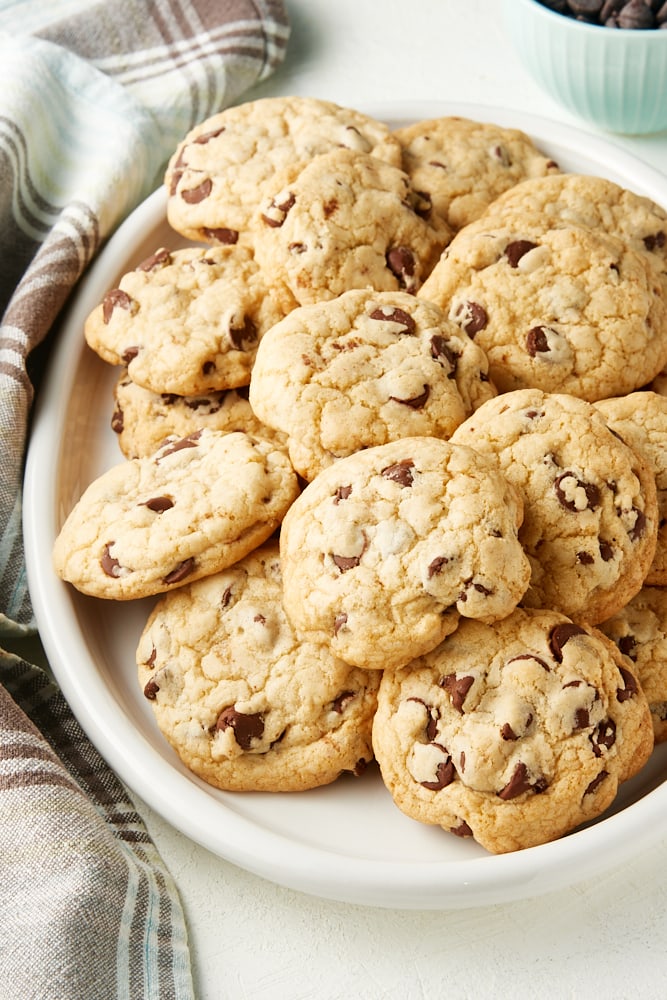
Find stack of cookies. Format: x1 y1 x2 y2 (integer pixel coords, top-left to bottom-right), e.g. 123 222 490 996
53 96 667 854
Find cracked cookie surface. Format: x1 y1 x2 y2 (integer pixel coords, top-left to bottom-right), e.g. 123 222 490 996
137 542 379 791
53 429 299 600
279 437 531 671
372 608 653 853
450 389 658 624
249 288 496 481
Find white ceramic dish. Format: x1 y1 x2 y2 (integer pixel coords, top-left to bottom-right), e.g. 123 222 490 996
24 102 667 910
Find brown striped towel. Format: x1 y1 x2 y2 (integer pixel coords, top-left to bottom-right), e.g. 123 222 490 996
0 2 289 996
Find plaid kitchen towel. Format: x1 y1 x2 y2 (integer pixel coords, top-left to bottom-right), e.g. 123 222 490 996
0 1 290 997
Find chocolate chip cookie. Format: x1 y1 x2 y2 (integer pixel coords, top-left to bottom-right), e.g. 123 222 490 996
595 391 667 585
53 429 299 600
248 288 496 480
419 221 667 401
393 114 560 232
111 371 283 460
450 389 658 624
279 437 531 671
475 172 667 286
372 608 653 853
84 245 285 396
598 585 667 744
252 148 451 313
137 542 379 791
164 96 402 246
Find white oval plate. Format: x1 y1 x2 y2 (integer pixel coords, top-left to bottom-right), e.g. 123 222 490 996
24 102 667 910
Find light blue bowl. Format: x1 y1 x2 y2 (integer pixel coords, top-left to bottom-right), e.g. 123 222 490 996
502 0 667 135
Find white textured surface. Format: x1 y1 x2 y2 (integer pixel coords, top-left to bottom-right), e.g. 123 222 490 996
131 1 667 996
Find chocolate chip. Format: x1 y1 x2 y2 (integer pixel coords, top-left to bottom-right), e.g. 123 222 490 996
121 346 140 364
584 770 609 796
576 551 595 564
526 325 553 356
381 459 415 486
504 240 538 268
333 612 348 635
386 246 417 290
333 485 352 503
421 750 456 790
102 288 136 324
406 696 439 740
569 0 603 12
554 472 601 512
599 539 614 561
193 126 225 145
507 653 551 671
168 149 187 195
111 405 124 434
331 690 355 713
427 555 449 578
459 580 493 602
430 335 459 375
369 305 417 334
157 431 202 460
538 0 662 24
215 706 264 750
221 586 233 609
389 384 430 409
261 191 295 227
202 227 239 244
323 197 339 218
101 543 123 578
137 248 171 272
600 0 624 16
163 557 196 585
408 189 433 220
617 634 637 659
229 316 257 350
440 673 474 712
500 723 518 741
618 0 655 27
143 678 160 700
181 178 213 204
590 718 616 756
332 553 361 572
549 623 586 661
450 820 473 837
141 496 174 513
574 707 590 730
627 507 647 541
491 144 512 167
498 762 543 800
454 300 488 336
644 231 666 251
617 665 639 701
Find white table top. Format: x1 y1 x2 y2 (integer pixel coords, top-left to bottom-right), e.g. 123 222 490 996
130 2 667 997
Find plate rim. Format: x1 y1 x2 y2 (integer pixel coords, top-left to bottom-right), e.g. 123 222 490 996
23 100 667 910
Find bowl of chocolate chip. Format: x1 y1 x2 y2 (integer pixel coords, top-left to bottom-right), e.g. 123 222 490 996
503 0 667 134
